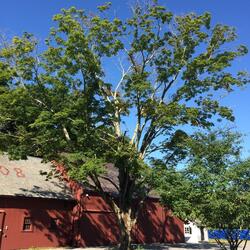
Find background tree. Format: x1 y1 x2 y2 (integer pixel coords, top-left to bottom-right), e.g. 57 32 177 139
157 130 250 250
0 1 249 249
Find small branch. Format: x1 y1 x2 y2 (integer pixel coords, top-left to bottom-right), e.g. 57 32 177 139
90 173 121 220
100 86 112 103
160 70 180 103
141 128 162 158
139 125 159 159
130 122 140 146
62 126 71 142
151 81 163 100
125 48 139 73
99 175 120 192
130 93 142 148
214 238 227 250
115 58 133 98
0 132 22 139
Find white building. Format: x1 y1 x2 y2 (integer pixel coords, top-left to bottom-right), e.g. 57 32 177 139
184 222 209 243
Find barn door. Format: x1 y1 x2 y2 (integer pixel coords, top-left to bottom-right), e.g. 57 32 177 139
0 211 6 250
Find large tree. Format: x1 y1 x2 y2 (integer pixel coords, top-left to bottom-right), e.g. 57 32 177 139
0 2 249 249
157 130 250 250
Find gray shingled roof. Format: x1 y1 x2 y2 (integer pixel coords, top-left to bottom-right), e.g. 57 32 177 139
0 154 73 200
88 163 159 199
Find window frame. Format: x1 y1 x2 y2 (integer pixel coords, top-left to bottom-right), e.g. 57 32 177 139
184 226 192 235
22 216 33 232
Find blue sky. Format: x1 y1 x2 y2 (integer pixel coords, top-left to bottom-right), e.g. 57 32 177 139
1 0 250 157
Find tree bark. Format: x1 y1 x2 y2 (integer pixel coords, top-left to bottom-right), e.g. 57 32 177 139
242 239 248 250
98 193 136 250
119 227 132 250
118 211 135 250
229 243 238 250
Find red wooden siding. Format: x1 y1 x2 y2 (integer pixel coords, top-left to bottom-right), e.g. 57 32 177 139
0 196 74 250
134 199 184 244
0 194 184 249
0 161 184 249
71 193 184 247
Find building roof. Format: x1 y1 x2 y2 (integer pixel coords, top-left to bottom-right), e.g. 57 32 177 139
88 163 159 199
0 154 73 200
0 154 159 201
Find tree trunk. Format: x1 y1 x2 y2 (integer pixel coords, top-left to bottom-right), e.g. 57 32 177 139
118 211 135 250
242 239 248 250
228 240 241 250
119 226 132 250
214 238 227 250
229 243 238 250
200 226 205 241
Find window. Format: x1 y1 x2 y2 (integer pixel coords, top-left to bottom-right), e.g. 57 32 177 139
185 226 192 234
22 217 32 231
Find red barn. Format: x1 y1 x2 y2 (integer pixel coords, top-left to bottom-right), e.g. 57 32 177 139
0 155 184 250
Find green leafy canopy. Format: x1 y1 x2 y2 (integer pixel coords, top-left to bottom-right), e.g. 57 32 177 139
0 2 249 249
156 130 250 250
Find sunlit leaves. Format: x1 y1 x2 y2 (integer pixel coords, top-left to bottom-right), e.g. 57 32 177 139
158 130 250 236
0 4 249 242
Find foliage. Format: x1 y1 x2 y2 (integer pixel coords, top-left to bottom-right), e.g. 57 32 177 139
157 130 250 250
0 1 249 249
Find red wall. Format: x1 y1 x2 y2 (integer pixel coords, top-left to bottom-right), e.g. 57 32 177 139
72 193 184 247
134 199 184 244
72 193 120 247
53 162 184 247
0 194 184 250
0 163 184 249
0 196 75 250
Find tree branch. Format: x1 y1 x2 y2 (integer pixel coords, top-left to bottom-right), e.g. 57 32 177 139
62 126 71 142
99 175 120 192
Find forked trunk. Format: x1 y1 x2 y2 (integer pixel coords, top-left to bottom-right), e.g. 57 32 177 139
227 239 243 250
229 243 238 250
